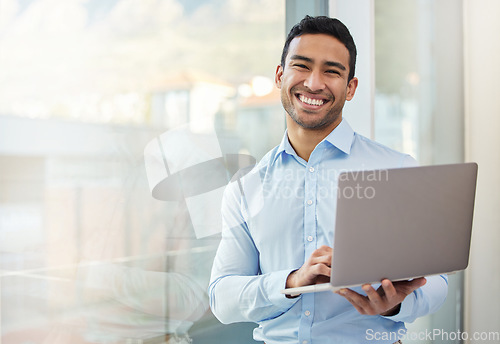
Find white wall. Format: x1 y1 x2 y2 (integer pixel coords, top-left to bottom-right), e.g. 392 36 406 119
463 0 500 342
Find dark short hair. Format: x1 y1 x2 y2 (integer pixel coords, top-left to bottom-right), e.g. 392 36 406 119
280 16 357 81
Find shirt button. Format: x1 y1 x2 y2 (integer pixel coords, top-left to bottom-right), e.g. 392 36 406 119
307 236 314 242
307 199 313 205
304 310 311 316
309 167 315 173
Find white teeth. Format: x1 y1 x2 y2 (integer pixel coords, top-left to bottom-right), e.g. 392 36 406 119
299 95 325 106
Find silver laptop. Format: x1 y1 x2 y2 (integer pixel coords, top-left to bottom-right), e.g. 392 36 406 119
281 162 478 296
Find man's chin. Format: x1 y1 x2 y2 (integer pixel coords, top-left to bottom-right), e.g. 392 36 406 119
294 119 330 130
290 114 337 131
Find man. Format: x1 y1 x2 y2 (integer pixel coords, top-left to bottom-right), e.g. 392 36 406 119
209 16 448 344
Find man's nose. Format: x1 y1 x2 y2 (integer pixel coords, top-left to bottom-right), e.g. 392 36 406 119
303 70 325 92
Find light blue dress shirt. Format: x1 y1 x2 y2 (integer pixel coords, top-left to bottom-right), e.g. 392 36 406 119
209 119 448 344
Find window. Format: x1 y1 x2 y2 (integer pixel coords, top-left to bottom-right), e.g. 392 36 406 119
0 1 285 342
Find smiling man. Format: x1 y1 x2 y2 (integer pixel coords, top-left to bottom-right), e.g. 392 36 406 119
276 29 357 162
209 16 448 344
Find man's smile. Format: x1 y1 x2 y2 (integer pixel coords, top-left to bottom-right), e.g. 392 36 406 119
295 92 331 109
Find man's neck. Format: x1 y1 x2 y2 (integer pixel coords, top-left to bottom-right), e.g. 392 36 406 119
286 118 342 162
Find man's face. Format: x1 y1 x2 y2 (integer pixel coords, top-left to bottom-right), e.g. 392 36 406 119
275 34 358 131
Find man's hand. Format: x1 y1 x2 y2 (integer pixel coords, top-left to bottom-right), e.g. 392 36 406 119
286 245 332 292
336 277 427 316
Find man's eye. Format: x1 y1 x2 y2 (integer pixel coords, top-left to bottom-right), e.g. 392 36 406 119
326 70 340 75
294 64 308 69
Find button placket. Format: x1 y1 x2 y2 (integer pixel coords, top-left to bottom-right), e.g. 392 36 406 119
299 160 319 344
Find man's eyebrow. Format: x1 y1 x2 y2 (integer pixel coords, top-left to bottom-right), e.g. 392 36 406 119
290 54 347 71
325 61 346 70
290 54 313 63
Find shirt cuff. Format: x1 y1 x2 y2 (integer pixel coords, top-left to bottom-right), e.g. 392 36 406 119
381 290 416 322
265 269 301 312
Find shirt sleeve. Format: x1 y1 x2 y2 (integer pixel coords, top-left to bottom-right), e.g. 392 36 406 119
382 274 449 323
208 179 299 324
401 154 419 168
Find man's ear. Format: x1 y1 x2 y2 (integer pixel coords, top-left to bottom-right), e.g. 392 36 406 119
275 65 284 89
346 77 358 101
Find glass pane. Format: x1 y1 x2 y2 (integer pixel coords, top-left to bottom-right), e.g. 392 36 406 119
375 1 464 343
0 1 285 343
374 0 424 161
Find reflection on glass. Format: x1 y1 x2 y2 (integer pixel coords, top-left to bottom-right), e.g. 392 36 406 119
374 0 423 161
0 0 284 343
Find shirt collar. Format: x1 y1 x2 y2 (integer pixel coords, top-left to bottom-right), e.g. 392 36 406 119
323 118 354 154
272 119 355 165
272 129 296 165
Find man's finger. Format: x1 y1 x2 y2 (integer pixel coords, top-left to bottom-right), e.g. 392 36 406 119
412 277 427 287
310 255 332 267
311 263 331 278
380 279 397 299
393 277 427 295
363 284 384 304
341 288 378 313
338 289 369 314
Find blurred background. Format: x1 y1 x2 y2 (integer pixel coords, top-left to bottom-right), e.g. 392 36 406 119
0 0 498 343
